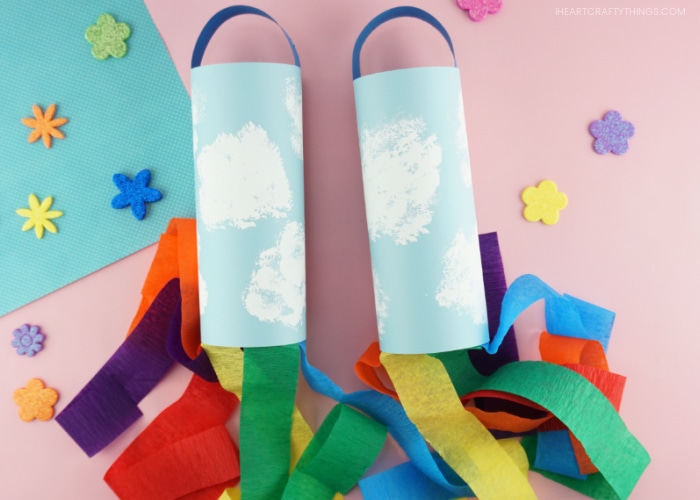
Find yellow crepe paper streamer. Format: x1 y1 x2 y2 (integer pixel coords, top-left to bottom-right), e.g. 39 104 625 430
203 345 342 500
380 352 537 500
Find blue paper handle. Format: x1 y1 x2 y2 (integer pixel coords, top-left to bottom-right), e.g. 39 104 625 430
352 6 457 80
191 5 300 69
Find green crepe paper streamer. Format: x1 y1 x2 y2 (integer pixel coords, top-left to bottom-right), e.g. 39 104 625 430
483 362 649 499
522 435 619 500
240 344 300 499
431 349 487 397
281 403 387 499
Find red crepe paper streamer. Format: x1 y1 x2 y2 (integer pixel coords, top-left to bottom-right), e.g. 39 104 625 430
105 374 240 499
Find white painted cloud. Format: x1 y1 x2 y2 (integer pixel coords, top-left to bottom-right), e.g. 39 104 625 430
196 123 292 231
372 270 390 337
198 271 209 315
243 221 306 327
435 229 487 323
192 90 205 152
456 92 472 189
360 117 442 245
285 77 303 158
192 89 205 126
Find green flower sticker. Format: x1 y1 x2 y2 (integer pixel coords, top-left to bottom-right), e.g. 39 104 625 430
85 14 131 60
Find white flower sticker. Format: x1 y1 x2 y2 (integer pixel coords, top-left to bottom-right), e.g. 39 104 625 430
285 77 303 158
243 221 306 327
435 229 487 323
360 117 442 245
372 270 390 337
196 122 292 231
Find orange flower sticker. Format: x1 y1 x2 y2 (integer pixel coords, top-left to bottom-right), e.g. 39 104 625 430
21 104 68 148
13 378 59 422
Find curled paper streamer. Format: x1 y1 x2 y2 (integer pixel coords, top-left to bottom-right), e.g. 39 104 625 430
355 233 518 399
353 7 488 354
485 274 615 354
239 345 300 499
281 404 386 499
480 361 649 499
203 343 339 500
56 279 180 456
129 219 201 359
104 374 240 499
380 352 537 499
191 6 306 348
299 342 474 497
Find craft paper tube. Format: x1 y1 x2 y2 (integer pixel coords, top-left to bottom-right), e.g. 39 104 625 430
353 7 489 354
191 6 306 347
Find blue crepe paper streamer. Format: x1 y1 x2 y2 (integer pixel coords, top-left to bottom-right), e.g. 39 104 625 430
360 453 467 500
535 430 589 481
298 342 472 498
551 294 615 351
485 274 615 354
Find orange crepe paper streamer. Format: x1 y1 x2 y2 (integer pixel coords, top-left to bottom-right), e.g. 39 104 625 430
539 331 609 371
105 374 240 499
355 341 397 399
127 218 201 359
461 389 553 433
465 407 551 434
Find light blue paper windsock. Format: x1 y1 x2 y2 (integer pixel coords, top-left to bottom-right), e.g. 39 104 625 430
353 7 489 354
191 6 305 348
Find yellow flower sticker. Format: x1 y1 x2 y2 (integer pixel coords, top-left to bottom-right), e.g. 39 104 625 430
13 378 59 422
521 180 568 225
16 194 64 239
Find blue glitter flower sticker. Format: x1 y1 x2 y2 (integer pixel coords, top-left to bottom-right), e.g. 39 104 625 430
11 324 45 357
111 169 162 220
589 110 635 155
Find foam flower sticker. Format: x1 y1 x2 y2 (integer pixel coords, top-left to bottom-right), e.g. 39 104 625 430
589 110 635 155
111 169 163 220
457 0 503 22
11 324 45 357
13 378 58 422
521 180 568 225
21 104 68 149
16 194 64 239
85 14 131 60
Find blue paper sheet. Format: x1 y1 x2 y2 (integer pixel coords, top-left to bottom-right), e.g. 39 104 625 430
0 1 194 316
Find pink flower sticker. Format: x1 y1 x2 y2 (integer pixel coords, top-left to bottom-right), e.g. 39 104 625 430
457 0 503 22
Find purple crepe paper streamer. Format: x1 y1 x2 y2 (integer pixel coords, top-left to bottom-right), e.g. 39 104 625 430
56 279 180 457
165 298 217 382
469 232 520 375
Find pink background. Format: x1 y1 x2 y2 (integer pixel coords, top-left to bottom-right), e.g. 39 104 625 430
1 0 696 498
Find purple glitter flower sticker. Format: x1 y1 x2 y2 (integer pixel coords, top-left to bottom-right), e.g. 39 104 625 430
11 324 45 357
589 110 635 155
457 0 503 22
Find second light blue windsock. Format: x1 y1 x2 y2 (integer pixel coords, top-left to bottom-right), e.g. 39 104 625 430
191 6 305 348
353 7 488 354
